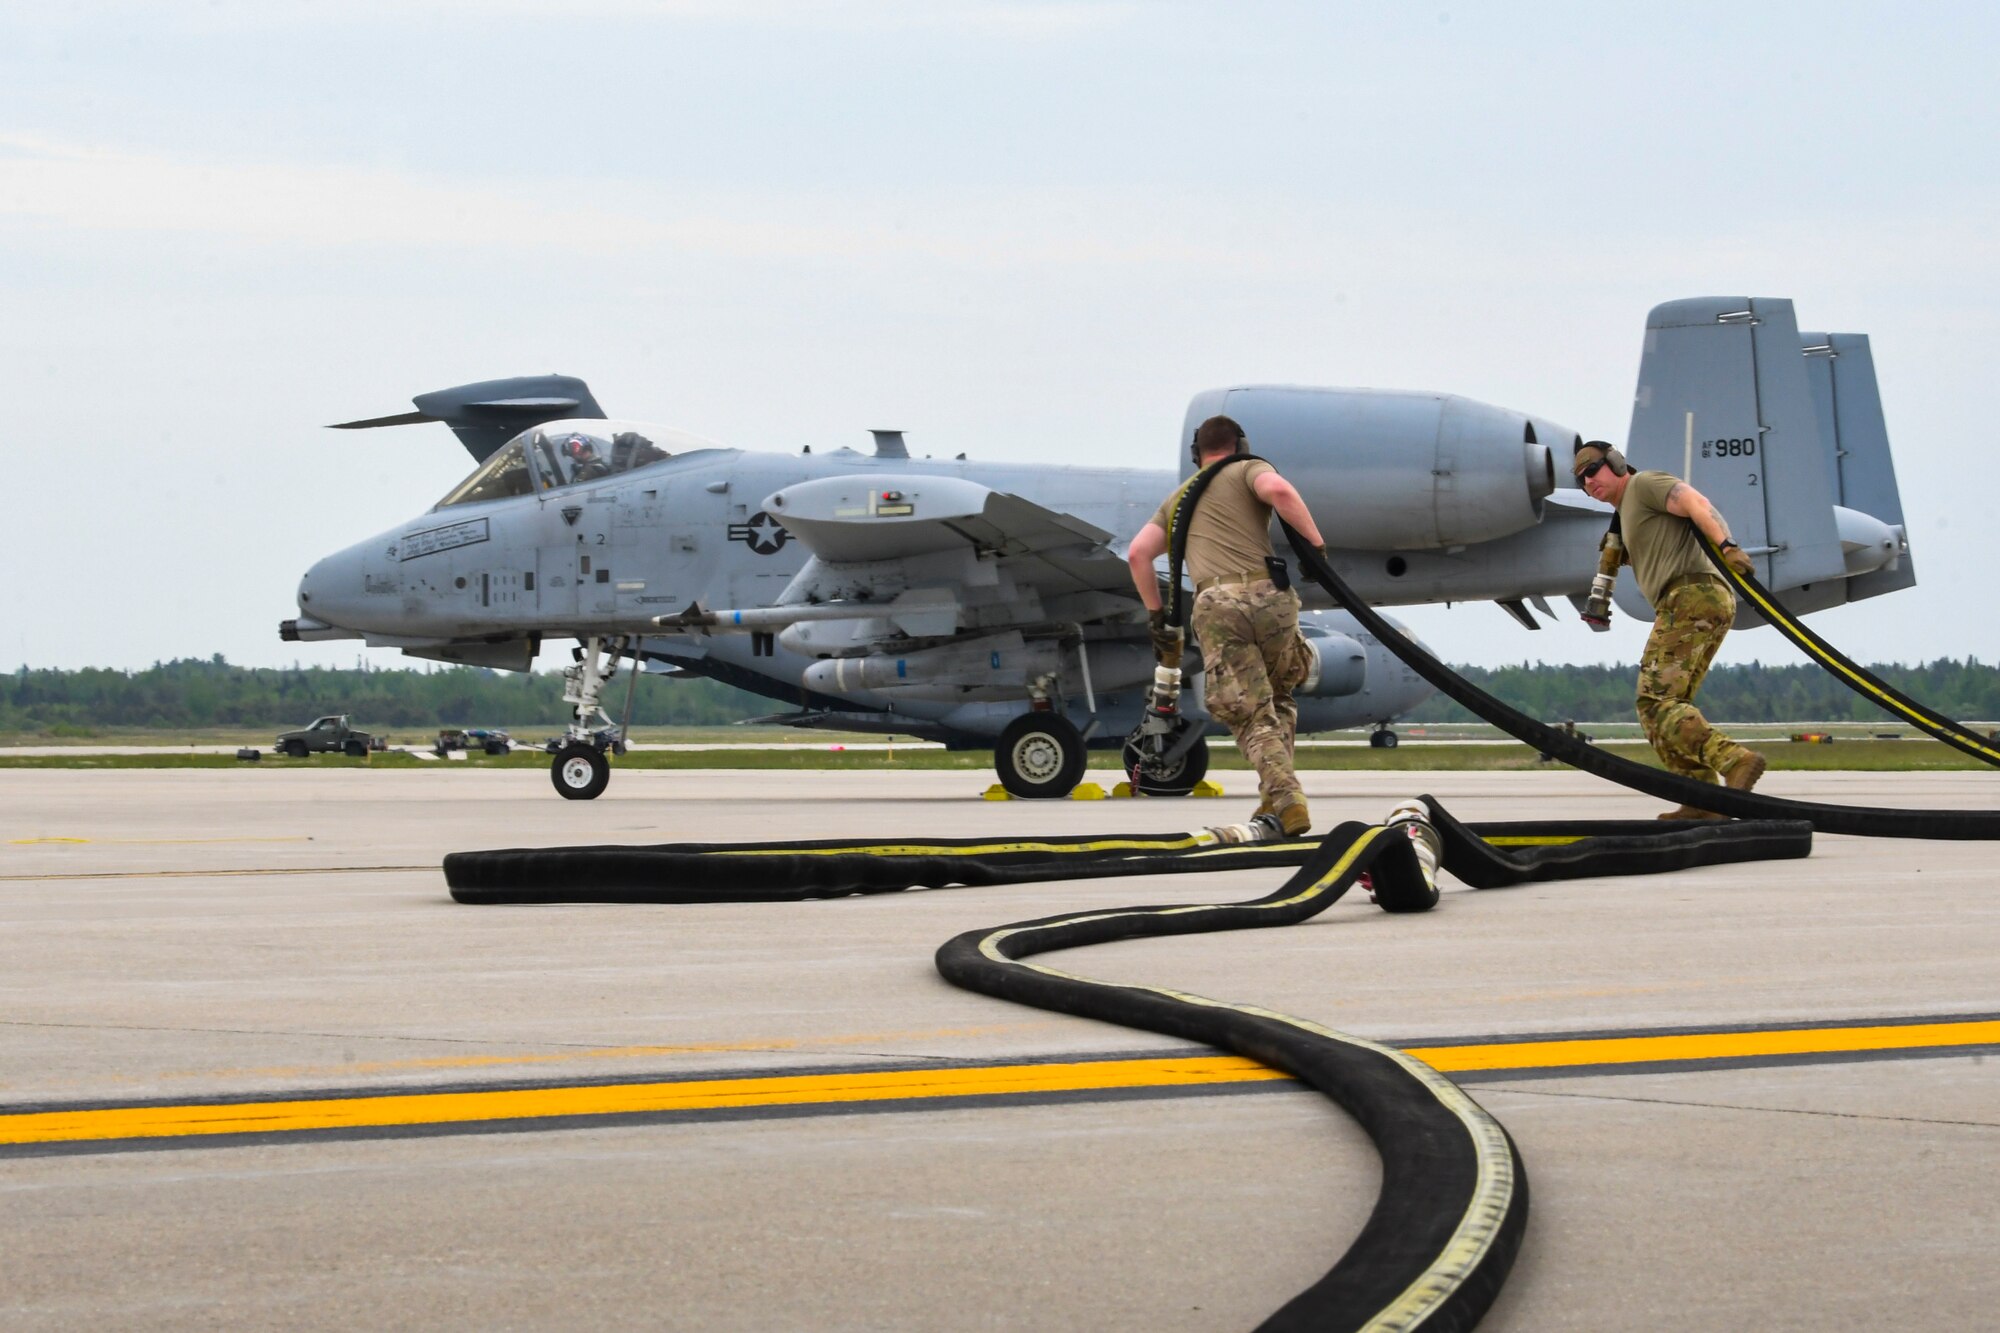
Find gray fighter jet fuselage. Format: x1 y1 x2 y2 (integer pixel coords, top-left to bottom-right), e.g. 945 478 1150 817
285 297 1917 801
288 433 1437 775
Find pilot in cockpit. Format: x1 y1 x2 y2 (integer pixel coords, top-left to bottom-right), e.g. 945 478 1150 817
563 433 612 483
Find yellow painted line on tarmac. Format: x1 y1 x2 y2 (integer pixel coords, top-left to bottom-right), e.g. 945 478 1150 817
0 1055 1287 1147
1405 1018 2000 1074
3 1018 1994 1150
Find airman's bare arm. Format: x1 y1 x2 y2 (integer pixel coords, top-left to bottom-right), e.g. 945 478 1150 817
1251 471 1325 548
1125 522 1169 612
1665 481 1734 547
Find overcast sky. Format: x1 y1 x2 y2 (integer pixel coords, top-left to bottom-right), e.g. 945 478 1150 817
5 1 1996 676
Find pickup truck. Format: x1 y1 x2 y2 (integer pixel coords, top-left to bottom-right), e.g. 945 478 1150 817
275 715 378 758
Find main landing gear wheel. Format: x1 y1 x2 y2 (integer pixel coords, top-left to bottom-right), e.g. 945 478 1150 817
995 712 1087 799
1121 733 1210 797
1370 728 1399 749
551 743 610 800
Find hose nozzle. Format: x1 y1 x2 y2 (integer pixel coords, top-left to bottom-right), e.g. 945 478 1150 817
1384 797 1442 892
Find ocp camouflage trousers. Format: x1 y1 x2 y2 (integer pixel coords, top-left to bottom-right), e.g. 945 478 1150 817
1192 580 1311 814
1635 577 1751 783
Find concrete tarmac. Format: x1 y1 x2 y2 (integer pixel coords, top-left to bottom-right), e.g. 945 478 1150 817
2 768 1995 1330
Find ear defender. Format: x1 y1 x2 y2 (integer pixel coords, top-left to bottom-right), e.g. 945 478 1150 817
1572 439 1630 478
1192 415 1248 465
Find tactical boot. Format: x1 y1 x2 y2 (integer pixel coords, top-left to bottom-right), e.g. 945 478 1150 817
1656 804 1727 821
1276 796 1311 837
1722 750 1768 793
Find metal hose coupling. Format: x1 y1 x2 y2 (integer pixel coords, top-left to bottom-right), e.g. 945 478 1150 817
1384 797 1443 891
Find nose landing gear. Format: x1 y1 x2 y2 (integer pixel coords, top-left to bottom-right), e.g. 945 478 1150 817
549 636 623 800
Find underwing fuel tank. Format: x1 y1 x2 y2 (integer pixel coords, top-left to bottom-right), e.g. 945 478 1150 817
800 633 1156 703
1184 387 1565 550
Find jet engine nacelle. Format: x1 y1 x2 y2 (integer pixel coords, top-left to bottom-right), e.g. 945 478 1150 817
1296 630 1367 698
1182 387 1567 550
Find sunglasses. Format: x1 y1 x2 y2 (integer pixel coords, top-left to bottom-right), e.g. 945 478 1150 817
1578 457 1611 481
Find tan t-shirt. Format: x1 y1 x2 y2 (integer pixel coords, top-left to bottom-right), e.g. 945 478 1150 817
1150 458 1278 587
1618 470 1718 606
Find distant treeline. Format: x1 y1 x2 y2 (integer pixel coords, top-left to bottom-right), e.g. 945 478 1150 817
3 655 1998 733
1402 659 2000 725
0 656 772 732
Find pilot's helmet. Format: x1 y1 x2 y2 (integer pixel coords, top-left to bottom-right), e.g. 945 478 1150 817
562 433 600 462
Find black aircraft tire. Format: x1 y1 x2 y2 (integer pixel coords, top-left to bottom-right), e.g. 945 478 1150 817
550 744 611 800
1121 734 1209 796
995 713 1087 799
1371 730 1398 749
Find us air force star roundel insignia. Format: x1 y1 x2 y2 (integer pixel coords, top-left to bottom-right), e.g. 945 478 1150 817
728 510 791 555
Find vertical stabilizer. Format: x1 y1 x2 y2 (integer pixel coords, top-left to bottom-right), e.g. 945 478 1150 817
1616 297 1849 622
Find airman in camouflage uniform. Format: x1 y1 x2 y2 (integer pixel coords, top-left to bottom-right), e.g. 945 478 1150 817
1126 415 1329 837
1575 440 1766 816
1636 577 1753 784
1193 579 1313 820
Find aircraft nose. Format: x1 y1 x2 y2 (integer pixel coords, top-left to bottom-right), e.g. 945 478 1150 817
291 542 376 632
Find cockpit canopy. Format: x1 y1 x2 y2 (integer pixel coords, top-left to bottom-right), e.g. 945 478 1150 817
435 418 720 509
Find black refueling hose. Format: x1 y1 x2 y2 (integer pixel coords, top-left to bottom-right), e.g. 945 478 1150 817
1282 527 2000 839
935 820 1527 1332
1697 536 2000 767
448 803 1808 1331
440 471 1988 1330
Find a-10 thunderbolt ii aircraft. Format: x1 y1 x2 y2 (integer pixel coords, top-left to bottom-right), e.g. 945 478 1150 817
282 296 1915 801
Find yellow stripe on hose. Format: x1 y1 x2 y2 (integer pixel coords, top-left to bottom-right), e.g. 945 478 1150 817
711 835 1219 858
716 836 1216 856
975 826 1522 1331
1707 538 2000 763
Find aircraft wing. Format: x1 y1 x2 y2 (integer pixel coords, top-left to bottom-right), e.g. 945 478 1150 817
764 474 1138 599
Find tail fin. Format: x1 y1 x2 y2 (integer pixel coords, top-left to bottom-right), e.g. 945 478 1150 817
330 374 606 463
1617 297 1911 624
1800 331 1916 604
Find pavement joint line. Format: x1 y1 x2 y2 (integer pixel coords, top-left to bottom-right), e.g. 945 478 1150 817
2 1015 1993 1154
1478 1083 2000 1130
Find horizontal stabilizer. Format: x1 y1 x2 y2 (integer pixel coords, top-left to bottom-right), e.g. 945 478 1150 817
329 410 438 430
329 375 606 463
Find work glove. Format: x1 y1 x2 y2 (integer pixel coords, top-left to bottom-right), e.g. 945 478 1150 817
1719 541 1755 579
1581 573 1614 632
1148 608 1184 662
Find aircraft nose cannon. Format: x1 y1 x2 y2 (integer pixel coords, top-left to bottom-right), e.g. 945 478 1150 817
280 538 395 641
278 615 344 642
